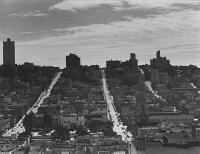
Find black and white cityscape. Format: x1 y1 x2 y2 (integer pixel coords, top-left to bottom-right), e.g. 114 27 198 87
0 1 200 154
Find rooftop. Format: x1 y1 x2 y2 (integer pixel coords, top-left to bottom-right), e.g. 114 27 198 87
148 111 181 116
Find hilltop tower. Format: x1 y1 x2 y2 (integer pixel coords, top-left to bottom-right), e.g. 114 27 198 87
3 38 15 65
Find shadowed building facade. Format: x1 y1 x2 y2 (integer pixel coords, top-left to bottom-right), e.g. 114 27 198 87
66 53 81 69
129 53 138 68
3 38 15 65
106 53 138 70
150 50 170 71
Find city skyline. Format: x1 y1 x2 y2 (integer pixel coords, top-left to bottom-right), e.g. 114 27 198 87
0 0 200 68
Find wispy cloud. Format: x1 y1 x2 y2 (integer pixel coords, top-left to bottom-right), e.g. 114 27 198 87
15 8 200 67
1 0 200 67
18 9 200 49
32 13 48 17
125 0 197 8
5 11 48 18
20 31 33 34
50 0 200 12
49 0 122 12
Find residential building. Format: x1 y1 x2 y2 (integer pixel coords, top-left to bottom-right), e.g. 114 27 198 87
77 115 85 126
106 60 121 70
62 113 78 128
163 132 198 145
0 78 11 93
75 133 127 154
84 113 107 122
136 89 148 122
52 115 62 128
129 53 138 68
150 50 171 71
148 112 194 123
3 95 12 104
66 53 81 69
3 38 15 65
151 72 169 85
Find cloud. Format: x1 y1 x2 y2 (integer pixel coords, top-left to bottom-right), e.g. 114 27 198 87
10 4 200 67
32 13 48 17
19 9 200 47
50 0 200 12
1 0 200 68
20 32 33 34
5 11 48 17
126 0 196 8
50 0 122 12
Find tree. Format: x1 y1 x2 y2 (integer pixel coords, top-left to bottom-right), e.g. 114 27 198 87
0 64 16 78
85 120 115 136
74 102 83 113
76 126 89 136
181 106 189 114
23 112 34 133
52 126 70 141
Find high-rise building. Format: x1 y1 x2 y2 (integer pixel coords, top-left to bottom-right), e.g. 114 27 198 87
150 50 170 71
3 38 15 65
129 53 138 68
66 53 81 69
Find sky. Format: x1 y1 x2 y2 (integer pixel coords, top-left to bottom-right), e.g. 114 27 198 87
0 0 200 68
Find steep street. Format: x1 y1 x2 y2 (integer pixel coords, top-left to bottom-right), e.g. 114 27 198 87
101 70 139 154
3 72 62 137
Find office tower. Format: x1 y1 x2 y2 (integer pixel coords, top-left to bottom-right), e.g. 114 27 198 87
3 38 15 65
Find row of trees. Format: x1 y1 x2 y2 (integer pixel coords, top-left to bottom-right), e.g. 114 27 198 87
22 115 116 137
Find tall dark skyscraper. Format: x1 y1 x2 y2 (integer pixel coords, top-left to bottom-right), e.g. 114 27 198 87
3 38 15 65
66 53 81 69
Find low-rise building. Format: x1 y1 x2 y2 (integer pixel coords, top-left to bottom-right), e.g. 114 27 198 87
151 72 169 86
84 113 107 122
163 132 198 145
148 112 194 123
62 113 77 128
52 115 62 128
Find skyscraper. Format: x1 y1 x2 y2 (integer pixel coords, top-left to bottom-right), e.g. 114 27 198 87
3 38 15 65
66 53 81 69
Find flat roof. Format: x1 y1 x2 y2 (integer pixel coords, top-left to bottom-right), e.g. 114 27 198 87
148 112 180 116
